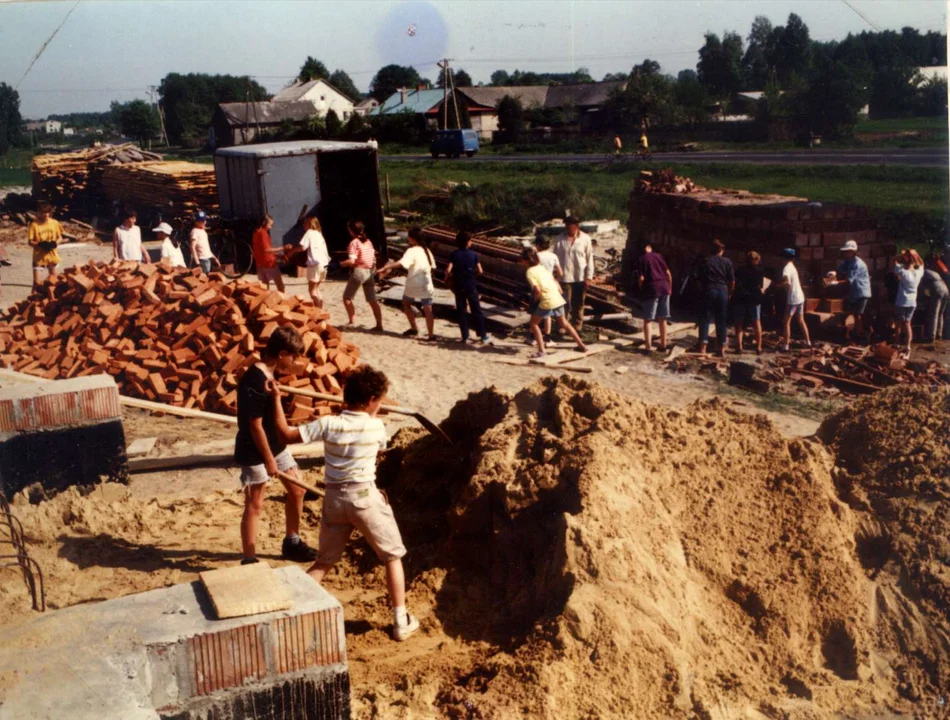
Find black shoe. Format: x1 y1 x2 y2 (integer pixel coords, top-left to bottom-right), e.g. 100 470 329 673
240 557 259 566
282 537 318 563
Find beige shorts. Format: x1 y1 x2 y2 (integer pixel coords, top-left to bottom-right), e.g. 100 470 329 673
306 264 327 283
239 448 297 486
317 483 406 565
343 267 377 302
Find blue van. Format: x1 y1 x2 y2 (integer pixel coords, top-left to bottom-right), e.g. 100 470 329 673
430 129 479 158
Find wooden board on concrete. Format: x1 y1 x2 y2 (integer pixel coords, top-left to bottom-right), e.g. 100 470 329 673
377 278 531 329
200 561 292 619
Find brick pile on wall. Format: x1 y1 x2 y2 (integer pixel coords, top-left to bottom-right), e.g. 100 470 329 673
623 186 895 302
0 261 359 422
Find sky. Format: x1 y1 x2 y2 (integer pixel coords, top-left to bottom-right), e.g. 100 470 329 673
1 0 946 118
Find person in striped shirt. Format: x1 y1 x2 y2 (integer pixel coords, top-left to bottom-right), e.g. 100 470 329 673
341 220 384 331
266 365 419 642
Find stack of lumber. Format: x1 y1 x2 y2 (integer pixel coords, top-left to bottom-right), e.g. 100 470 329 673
31 144 163 217
0 262 360 421
100 161 218 220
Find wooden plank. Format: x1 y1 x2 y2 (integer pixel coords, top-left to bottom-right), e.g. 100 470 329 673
199 562 292 619
128 442 325 473
491 359 593 374
532 340 634 366
126 436 158 458
787 367 881 394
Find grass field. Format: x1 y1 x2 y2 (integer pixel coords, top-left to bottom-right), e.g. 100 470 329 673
0 148 36 188
855 116 948 134
383 161 948 230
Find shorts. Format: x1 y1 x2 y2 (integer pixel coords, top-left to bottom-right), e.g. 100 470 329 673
403 295 433 307
306 265 327 283
343 267 377 303
257 266 282 283
785 303 803 317
199 258 213 274
845 297 869 316
317 483 407 565
239 448 297 486
533 304 565 319
32 262 59 272
894 305 915 322
643 294 671 321
734 303 761 323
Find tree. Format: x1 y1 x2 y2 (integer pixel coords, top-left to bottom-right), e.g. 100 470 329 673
370 64 423 102
917 75 948 116
325 109 342 138
771 13 812 83
787 42 870 139
741 16 774 89
490 70 511 86
0 83 21 156
112 100 160 146
328 69 360 101
496 95 524 141
605 60 675 130
697 32 744 100
437 68 472 88
673 69 709 126
298 56 330 83
602 72 629 82
159 73 269 146
342 111 366 140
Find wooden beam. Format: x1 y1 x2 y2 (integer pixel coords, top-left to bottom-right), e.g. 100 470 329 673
129 442 325 473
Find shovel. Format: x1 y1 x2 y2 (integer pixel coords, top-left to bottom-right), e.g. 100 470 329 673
274 469 324 497
278 384 452 443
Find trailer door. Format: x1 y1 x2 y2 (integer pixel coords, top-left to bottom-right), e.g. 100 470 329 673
259 153 321 247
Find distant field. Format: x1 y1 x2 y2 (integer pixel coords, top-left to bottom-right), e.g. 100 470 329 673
855 116 948 133
0 148 36 188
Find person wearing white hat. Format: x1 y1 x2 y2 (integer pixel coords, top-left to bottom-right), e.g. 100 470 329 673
824 239 872 341
154 222 186 268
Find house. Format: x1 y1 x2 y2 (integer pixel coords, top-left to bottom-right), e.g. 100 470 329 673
372 88 446 118
917 66 948 82
24 120 62 133
210 101 315 148
354 98 379 116
272 79 355 120
455 81 625 139
63 128 75 136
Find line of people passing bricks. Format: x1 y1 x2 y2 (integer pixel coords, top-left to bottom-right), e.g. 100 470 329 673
636 236 949 360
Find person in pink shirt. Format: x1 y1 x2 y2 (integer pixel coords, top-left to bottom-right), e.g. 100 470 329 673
340 220 384 331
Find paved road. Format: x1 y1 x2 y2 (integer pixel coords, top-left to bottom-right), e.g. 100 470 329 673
382 147 948 167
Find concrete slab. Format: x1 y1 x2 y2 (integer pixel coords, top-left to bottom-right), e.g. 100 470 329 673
0 566 349 720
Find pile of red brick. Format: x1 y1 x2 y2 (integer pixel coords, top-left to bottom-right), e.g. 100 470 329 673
0 261 360 422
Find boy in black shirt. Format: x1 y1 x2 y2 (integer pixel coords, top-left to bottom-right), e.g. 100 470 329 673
235 326 318 565
445 231 490 343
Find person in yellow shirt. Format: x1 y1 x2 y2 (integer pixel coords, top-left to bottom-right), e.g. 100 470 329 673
638 129 649 155
28 201 62 290
521 246 587 359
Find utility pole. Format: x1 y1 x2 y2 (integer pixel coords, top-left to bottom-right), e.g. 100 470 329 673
437 59 448 129
148 85 169 146
448 65 461 129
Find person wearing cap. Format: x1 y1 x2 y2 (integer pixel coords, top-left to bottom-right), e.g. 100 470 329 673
553 216 594 332
825 239 871 341
153 222 186 268
696 238 734 356
190 210 220 274
774 248 811 352
113 207 150 264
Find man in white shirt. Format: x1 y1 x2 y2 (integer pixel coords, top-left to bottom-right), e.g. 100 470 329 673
153 222 186 268
553 216 594 331
775 248 811 352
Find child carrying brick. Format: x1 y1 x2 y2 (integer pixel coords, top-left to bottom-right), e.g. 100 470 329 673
235 326 318 565
265 364 420 642
28 200 62 291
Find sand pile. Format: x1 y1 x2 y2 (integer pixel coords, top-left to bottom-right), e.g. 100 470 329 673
374 378 947 717
818 386 950 701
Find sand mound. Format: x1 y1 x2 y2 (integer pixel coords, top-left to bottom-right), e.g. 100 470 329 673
818 386 950 701
376 378 946 717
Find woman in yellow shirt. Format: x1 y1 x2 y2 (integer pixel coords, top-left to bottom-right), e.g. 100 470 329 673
28 201 62 290
521 246 587 359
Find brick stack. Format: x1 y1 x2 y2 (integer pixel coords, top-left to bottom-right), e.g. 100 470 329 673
0 262 359 422
624 186 894 293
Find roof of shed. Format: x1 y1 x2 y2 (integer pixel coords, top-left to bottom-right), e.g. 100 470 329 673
216 101 315 127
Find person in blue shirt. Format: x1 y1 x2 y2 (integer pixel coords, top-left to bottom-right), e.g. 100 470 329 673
825 239 872 342
444 231 490 344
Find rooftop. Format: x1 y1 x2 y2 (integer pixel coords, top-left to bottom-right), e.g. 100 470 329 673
214 140 374 158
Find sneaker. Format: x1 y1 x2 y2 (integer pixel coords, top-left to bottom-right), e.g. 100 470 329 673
393 614 420 642
401 328 419 337
240 557 259 566
478 335 492 345
281 537 318 563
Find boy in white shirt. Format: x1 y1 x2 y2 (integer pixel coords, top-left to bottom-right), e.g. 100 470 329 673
266 365 420 642
775 248 812 352
377 227 436 340
153 222 186 268
189 210 220 274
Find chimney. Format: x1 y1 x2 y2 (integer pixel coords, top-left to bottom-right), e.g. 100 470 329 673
399 88 408 104
417 83 427 92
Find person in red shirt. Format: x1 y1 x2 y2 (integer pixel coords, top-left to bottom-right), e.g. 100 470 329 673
252 214 285 292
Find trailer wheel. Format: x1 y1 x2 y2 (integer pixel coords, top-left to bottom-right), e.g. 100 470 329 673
466 151 475 158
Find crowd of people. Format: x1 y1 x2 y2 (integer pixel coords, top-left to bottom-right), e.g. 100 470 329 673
634 235 948 359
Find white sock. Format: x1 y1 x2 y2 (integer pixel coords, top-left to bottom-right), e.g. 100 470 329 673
286 534 300 544
393 605 408 627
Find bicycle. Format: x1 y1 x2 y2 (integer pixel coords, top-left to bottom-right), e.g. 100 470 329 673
209 223 254 279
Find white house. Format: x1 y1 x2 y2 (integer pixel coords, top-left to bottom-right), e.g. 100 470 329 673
44 120 62 133
354 98 379 116
272 79 355 120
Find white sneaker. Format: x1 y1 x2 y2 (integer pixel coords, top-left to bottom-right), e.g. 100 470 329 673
393 613 420 642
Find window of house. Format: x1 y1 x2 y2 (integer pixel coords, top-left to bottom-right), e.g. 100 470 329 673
320 95 325 101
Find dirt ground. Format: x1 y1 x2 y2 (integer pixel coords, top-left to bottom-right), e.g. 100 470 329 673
5 239 947 717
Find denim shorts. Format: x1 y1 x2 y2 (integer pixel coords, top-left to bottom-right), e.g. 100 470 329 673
403 295 434 307
894 305 915 322
845 297 869 316
199 258 213 274
239 448 297 486
786 303 804 317
533 304 565 319
643 294 670 321
734 303 761 323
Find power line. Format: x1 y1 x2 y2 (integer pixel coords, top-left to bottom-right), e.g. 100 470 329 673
15 0 81 90
840 0 882 32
